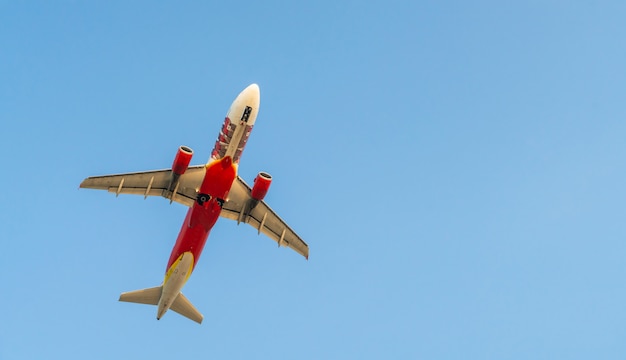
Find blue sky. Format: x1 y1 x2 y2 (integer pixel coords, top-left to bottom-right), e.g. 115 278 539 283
2 1 626 359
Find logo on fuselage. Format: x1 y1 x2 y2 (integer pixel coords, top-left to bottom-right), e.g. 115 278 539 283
241 106 252 123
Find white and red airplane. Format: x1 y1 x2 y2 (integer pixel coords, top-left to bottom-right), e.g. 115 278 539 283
80 84 308 324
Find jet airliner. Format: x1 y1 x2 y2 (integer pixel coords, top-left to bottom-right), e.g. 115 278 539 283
80 84 308 324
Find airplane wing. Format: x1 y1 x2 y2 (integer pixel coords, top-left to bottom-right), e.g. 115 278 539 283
79 165 206 207
221 176 309 259
81 168 309 259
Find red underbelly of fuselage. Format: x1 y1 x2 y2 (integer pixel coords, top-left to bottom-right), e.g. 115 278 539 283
166 156 237 272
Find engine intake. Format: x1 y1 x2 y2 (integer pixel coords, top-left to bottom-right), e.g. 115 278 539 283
251 172 272 201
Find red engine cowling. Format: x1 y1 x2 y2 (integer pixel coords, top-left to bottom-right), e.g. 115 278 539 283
251 172 272 201
172 146 193 175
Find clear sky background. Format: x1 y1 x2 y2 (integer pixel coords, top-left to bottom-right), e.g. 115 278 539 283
1 1 626 359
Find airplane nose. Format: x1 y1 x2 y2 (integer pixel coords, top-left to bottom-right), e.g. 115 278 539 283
228 84 261 124
244 83 259 97
236 84 260 105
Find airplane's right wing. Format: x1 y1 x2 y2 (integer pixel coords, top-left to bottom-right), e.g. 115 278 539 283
221 176 309 259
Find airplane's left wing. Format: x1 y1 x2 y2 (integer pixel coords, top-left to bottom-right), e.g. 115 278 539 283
221 176 309 259
79 165 206 207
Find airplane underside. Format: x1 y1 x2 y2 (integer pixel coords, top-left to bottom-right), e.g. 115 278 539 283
80 84 309 324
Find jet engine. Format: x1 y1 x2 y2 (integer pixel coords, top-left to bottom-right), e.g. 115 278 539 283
167 146 194 199
251 172 272 201
172 146 194 175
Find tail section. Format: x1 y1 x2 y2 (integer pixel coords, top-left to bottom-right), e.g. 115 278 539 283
118 286 203 324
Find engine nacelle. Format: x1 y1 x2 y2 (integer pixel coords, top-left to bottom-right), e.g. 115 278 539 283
172 146 193 175
251 172 272 201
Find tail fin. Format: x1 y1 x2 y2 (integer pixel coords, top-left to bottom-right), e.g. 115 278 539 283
118 286 203 324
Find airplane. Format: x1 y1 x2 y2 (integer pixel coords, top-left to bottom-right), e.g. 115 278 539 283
80 84 308 324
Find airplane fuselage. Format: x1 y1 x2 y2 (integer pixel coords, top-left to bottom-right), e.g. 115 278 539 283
157 85 259 320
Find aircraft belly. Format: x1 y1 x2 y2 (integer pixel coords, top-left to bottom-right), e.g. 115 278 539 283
158 251 194 320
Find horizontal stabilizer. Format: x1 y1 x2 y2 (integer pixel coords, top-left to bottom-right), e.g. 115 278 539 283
171 292 204 324
119 286 162 305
